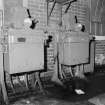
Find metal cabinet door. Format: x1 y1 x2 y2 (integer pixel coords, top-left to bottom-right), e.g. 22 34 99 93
4 35 44 74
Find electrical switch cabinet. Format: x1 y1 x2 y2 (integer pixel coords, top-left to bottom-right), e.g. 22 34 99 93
4 29 45 74
60 31 90 65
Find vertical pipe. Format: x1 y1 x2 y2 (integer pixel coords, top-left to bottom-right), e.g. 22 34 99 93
59 4 62 26
100 23 102 35
95 22 97 35
94 0 99 36
89 0 92 33
0 0 4 28
47 1 49 25
95 0 100 17
0 0 4 10
100 0 104 35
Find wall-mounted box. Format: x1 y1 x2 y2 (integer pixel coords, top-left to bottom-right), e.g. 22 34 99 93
60 32 90 65
4 29 44 74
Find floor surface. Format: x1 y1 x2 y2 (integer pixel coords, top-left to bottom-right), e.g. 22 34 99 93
1 72 105 105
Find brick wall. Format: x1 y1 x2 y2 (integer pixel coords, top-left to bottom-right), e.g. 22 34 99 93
95 41 105 65
91 0 105 65
28 0 92 73
28 0 47 30
2 0 105 85
4 0 23 26
28 0 60 30
28 0 61 72
3 0 105 73
62 0 90 32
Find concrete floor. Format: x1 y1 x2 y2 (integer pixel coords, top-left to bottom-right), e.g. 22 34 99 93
1 72 105 105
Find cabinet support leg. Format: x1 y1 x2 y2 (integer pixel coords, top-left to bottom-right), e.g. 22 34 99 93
0 53 9 105
9 74 16 93
34 72 45 94
0 72 9 105
24 74 30 90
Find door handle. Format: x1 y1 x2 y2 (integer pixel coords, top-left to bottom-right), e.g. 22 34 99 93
17 37 26 42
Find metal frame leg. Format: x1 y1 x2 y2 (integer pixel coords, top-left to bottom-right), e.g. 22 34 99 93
0 72 9 105
16 76 23 87
0 53 9 105
9 74 16 93
34 72 45 94
59 64 66 79
24 74 30 90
